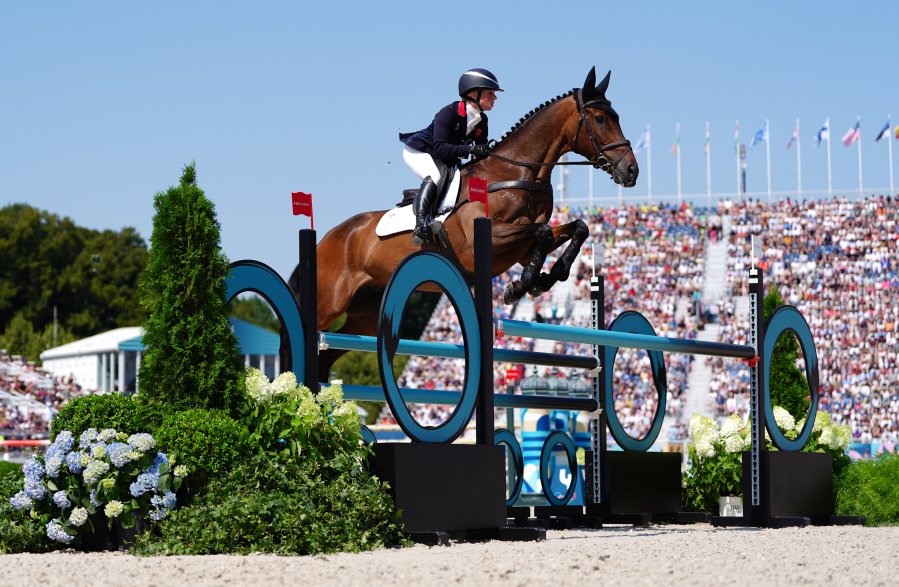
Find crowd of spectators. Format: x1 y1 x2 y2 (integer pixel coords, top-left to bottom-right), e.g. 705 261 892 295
709 195 899 443
1 349 84 440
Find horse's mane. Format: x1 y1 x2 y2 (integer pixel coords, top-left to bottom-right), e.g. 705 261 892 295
498 89 576 142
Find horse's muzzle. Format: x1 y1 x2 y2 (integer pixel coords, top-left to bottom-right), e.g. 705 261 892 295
615 162 639 188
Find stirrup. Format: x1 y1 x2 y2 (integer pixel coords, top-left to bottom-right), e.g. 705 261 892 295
411 225 432 246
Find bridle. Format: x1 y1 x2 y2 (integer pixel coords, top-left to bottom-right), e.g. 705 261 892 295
483 89 633 175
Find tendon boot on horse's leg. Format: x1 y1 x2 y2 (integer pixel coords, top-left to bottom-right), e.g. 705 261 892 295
549 219 590 283
411 177 439 247
503 224 554 305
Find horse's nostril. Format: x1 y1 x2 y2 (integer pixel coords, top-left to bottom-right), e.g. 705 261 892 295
627 165 636 179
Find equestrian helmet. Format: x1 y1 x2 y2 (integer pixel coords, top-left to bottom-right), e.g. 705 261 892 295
458 68 503 98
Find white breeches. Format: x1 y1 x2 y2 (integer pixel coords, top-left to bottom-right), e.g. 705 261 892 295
402 146 460 207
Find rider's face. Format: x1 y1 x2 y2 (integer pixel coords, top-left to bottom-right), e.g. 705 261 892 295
473 90 497 111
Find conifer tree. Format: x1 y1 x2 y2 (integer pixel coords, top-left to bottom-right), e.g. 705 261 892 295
138 163 244 416
764 286 811 420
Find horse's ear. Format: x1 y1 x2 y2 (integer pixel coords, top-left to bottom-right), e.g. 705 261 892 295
582 66 597 96
597 70 611 97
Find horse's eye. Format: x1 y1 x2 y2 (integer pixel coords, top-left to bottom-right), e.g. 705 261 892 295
594 115 606 124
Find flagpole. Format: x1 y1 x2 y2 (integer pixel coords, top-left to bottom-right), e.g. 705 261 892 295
826 116 833 197
705 121 712 206
889 115 895 195
587 163 593 210
735 120 741 198
675 122 682 204
796 118 802 198
765 119 772 200
618 184 623 207
857 117 864 197
647 124 653 203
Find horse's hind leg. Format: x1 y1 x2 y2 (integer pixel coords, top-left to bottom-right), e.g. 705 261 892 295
502 223 555 305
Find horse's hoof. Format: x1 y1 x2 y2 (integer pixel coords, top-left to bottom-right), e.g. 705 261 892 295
503 281 525 305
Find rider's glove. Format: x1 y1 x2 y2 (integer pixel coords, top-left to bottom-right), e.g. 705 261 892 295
470 143 492 158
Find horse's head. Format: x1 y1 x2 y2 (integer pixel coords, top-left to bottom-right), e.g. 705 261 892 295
571 67 638 187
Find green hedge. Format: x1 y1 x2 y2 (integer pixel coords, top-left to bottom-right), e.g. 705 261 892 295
0 465 53 553
49 393 165 439
836 453 899 525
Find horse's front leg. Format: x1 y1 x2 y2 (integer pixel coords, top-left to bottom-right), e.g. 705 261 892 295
501 223 555 305
528 219 590 296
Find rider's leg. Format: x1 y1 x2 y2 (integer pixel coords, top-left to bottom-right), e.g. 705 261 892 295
411 177 439 246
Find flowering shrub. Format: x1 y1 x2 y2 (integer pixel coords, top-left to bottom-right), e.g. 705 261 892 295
682 407 851 513
244 368 361 462
8 428 187 545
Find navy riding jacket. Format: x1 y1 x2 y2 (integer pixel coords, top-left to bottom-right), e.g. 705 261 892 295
399 101 489 166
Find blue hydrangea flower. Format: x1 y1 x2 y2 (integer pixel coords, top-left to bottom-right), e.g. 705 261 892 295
52 490 72 509
90 489 102 507
127 433 155 452
150 495 163 507
10 491 34 511
149 508 168 521
83 459 110 485
24 479 45 500
46 519 74 544
44 454 63 478
80 428 99 446
23 457 44 482
49 431 75 456
98 428 117 442
129 471 159 497
106 442 133 468
146 452 168 475
66 451 84 474
162 491 177 510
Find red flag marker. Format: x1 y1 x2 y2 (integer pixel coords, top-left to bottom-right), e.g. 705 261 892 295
468 177 488 217
291 191 314 229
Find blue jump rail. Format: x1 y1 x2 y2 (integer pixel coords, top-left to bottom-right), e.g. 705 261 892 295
499 319 756 359
339 383 598 412
321 332 599 371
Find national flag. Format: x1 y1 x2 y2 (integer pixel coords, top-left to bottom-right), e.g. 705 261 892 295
670 126 680 155
875 119 890 142
633 126 650 153
895 125 899 140
815 120 829 147
786 122 799 150
751 125 767 147
291 192 313 228
734 121 740 154
469 176 489 216
704 122 710 154
842 120 861 147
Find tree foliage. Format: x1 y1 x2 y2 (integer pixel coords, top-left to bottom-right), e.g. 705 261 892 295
0 204 147 360
227 295 279 332
764 286 811 420
138 163 245 417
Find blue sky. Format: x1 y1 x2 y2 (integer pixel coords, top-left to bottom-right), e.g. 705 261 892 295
2 1 897 278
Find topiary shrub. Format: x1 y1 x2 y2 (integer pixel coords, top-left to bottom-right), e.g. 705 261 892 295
131 453 404 555
153 408 253 495
0 464 53 553
50 393 143 440
835 453 899 526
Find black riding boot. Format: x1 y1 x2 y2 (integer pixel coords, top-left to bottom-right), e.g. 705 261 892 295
411 177 439 246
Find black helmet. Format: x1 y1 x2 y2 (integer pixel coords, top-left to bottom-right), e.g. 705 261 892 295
458 68 503 98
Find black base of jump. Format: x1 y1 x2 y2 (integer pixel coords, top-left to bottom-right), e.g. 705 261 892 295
371 443 506 533
407 526 546 546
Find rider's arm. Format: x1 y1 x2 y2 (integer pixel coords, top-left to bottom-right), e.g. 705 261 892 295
431 103 473 161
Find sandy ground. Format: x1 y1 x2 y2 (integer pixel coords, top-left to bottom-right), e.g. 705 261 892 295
1 524 897 587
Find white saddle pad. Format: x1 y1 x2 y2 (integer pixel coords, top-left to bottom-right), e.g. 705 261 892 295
376 204 453 238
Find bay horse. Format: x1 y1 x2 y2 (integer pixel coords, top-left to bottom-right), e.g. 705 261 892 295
292 66 638 377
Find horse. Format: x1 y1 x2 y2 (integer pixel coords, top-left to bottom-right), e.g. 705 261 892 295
291 66 638 377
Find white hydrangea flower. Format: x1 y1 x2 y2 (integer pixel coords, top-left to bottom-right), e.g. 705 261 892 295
245 367 272 402
725 433 747 454
98 428 117 442
694 440 715 459
720 414 745 438
813 410 832 434
317 383 343 406
689 414 719 444
818 426 834 449
104 500 124 518
772 406 796 432
270 371 298 395
69 507 88 527
830 423 851 450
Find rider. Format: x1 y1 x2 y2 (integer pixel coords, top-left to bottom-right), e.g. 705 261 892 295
399 68 502 246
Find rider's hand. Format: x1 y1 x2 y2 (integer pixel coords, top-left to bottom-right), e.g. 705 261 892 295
470 143 492 158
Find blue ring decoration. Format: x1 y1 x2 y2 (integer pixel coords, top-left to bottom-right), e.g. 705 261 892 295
226 261 304 382
762 305 819 451
539 430 578 506
360 425 377 445
603 311 667 451
377 252 481 443
494 428 524 506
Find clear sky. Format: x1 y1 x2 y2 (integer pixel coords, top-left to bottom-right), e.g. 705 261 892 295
3 1 897 278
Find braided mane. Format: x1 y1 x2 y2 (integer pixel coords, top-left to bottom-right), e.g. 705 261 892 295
498 89 576 142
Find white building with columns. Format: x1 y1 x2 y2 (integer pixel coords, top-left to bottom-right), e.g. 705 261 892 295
39 318 280 393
